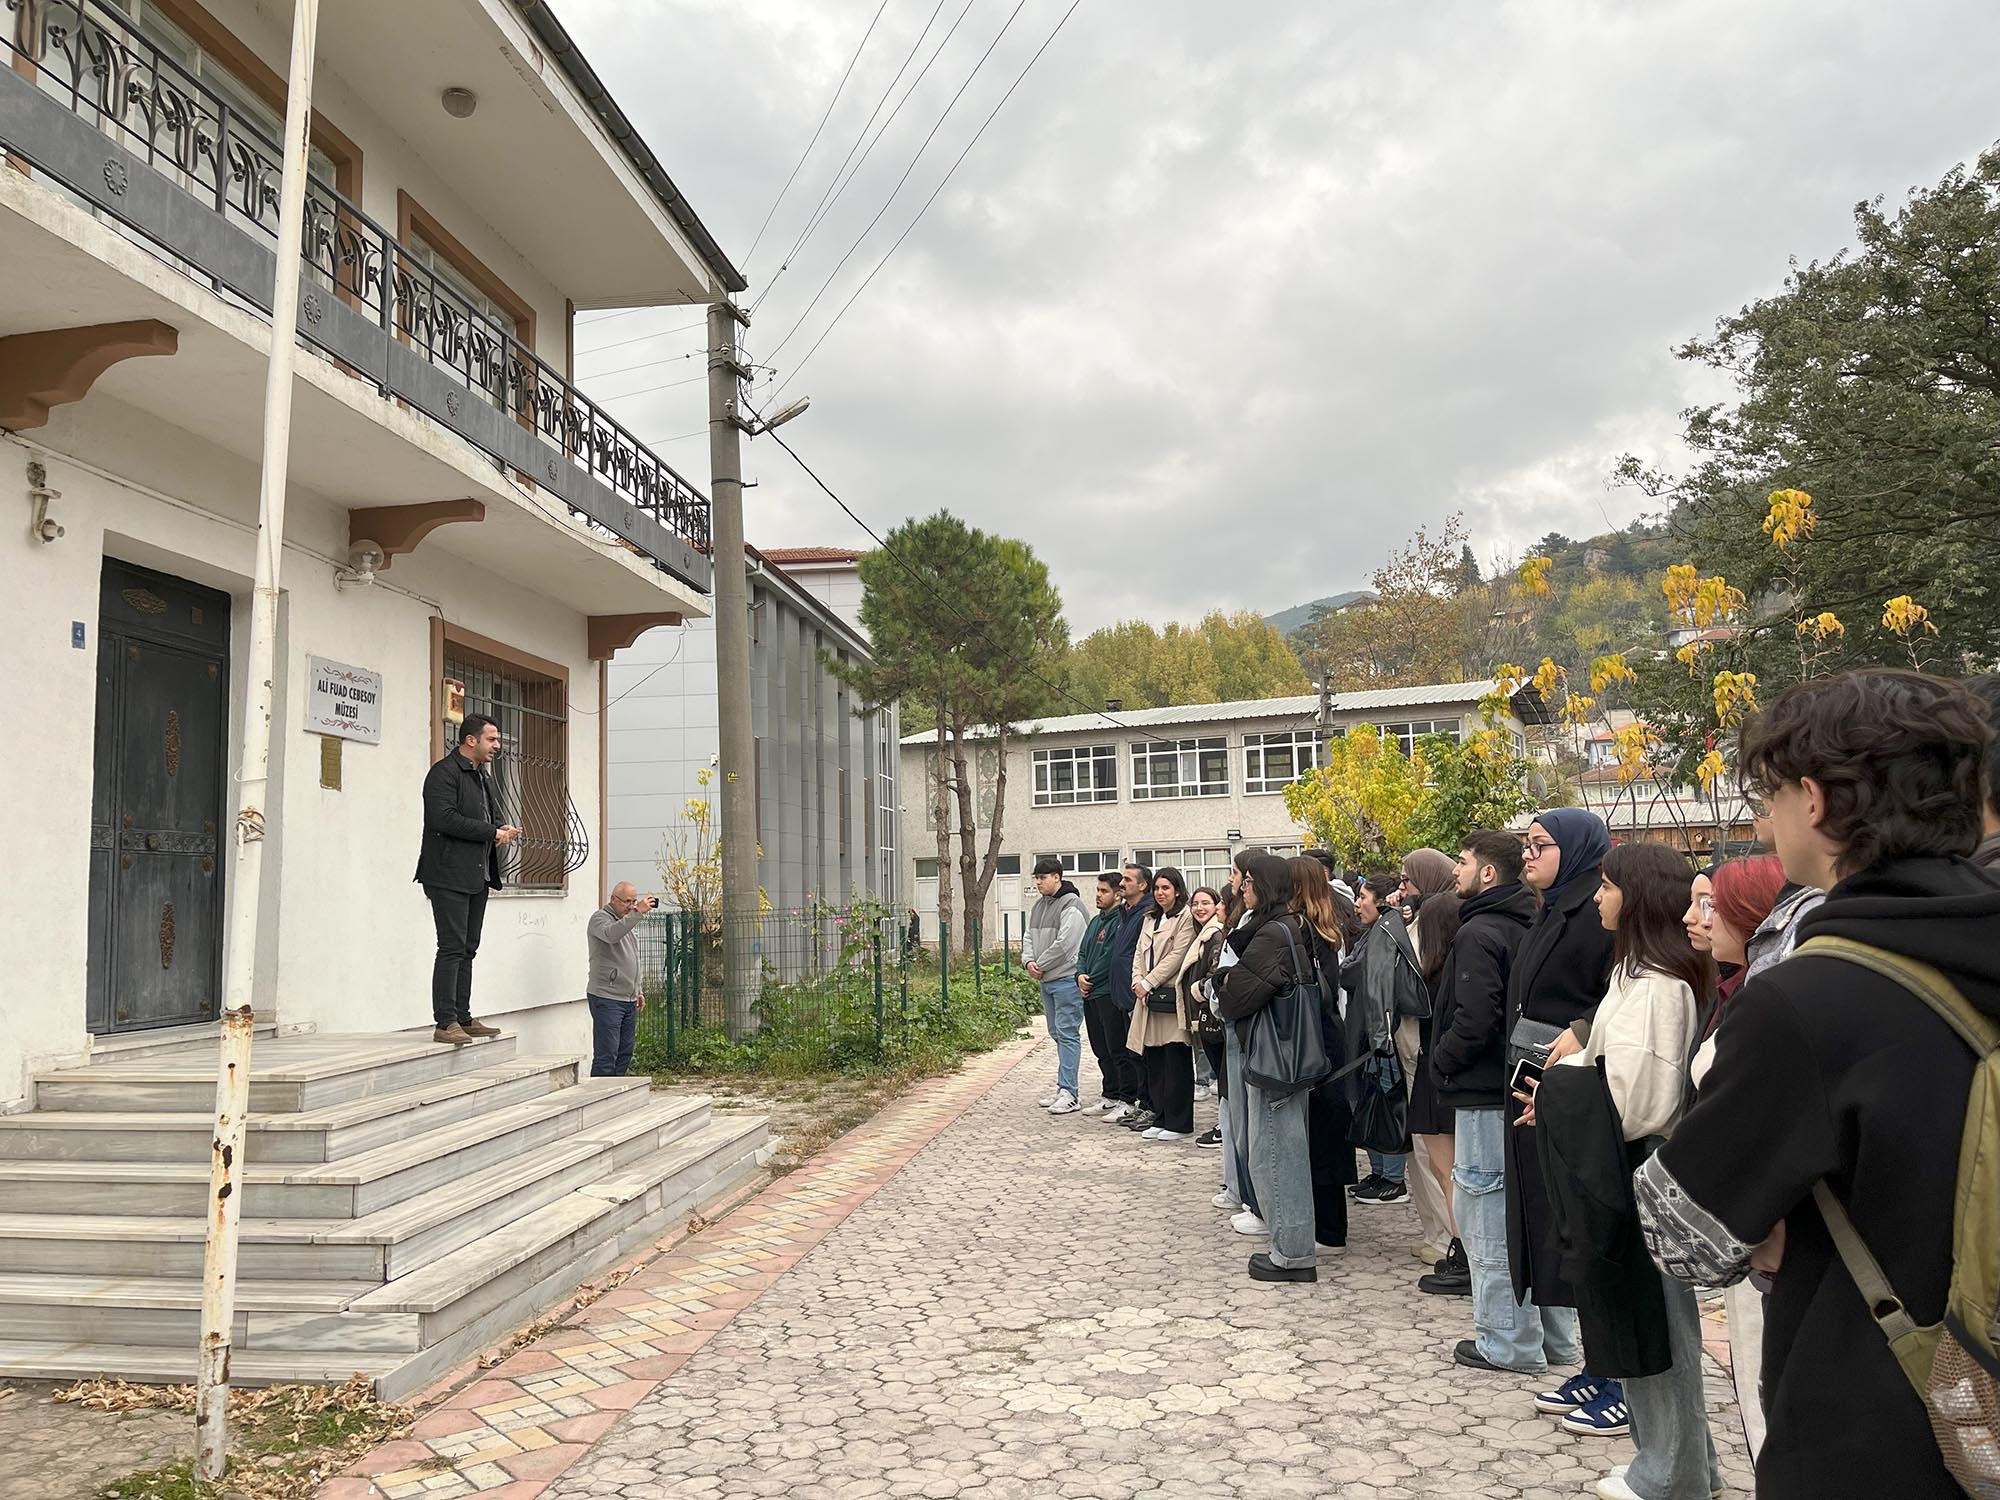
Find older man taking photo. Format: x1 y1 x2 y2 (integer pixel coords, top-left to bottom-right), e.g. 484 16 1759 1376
587 882 657 1077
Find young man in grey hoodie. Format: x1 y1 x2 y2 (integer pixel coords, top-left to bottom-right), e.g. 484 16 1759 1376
1022 857 1089 1115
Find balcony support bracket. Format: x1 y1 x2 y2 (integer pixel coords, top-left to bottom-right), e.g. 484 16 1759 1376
0 320 178 431
588 612 684 659
348 499 486 570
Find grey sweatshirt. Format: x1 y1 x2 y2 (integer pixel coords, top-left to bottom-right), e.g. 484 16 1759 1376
1022 887 1088 980
587 905 646 1000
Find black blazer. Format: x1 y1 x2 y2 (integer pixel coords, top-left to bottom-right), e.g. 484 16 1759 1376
414 750 502 894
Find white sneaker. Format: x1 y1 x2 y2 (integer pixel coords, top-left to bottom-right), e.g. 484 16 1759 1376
1212 1190 1243 1211
1152 1130 1194 1142
1231 1210 1268 1236
1092 1095 1117 1111
1101 1102 1133 1123
1192 1083 1213 1101
1140 1126 1166 1140
1595 1467 1721 1500
1048 1090 1079 1115
1037 1093 1058 1108
1315 1241 1346 1257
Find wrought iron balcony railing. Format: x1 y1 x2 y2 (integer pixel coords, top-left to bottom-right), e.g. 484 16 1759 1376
1 0 712 593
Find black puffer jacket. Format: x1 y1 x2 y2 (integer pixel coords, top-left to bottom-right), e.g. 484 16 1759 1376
1430 882 1539 1108
1217 912 1306 1036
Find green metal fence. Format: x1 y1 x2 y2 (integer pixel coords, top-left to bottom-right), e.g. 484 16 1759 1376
632 906 1035 1075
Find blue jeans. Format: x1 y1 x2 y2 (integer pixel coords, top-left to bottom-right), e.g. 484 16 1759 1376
1455 1106 1581 1370
1038 975 1083 1097
587 994 638 1077
1621 1268 1721 1500
1224 1024 1258 1214
1248 1081 1314 1269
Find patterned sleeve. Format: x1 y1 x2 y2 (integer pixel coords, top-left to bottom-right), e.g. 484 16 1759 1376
1636 970 1838 1286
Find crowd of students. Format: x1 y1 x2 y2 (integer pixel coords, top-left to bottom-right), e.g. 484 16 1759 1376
1018 667 2000 1500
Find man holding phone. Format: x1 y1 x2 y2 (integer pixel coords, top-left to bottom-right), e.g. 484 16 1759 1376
586 882 658 1077
417 714 523 1045
1426 831 1541 1371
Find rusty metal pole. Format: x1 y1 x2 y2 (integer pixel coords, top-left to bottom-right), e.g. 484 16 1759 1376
195 0 319 1479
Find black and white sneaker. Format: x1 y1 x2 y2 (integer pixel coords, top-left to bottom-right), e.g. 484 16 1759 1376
1360 1178 1409 1206
1350 1173 1385 1201
1195 1127 1223 1148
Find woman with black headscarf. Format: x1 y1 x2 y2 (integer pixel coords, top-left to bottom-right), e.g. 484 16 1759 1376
1217 852 1320 1283
1485 810 1621 1422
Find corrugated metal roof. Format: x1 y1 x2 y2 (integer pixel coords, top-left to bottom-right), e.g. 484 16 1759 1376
900 680 1511 745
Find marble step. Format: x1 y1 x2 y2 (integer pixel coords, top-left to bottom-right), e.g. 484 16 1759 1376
0 1077 659 1217
0 1055 581 1165
0 1096 721 1280
0 1338 403 1389
0 1274 411 1351
33 1032 518 1113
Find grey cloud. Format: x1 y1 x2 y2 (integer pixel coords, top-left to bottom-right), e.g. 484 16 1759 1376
566 0 2000 630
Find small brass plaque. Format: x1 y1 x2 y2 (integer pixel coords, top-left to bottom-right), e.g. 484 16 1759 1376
320 734 342 791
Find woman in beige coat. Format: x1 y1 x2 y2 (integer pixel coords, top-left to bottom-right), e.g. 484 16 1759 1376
1124 867 1198 1140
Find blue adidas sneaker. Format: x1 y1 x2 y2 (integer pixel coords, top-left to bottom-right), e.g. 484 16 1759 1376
1560 1382 1631 1437
1534 1370 1610 1415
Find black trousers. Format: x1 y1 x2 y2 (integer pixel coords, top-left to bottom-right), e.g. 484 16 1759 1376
1083 989 1141 1103
1202 1034 1226 1100
1142 1041 1195 1134
425 885 489 1027
1308 1082 1356 1248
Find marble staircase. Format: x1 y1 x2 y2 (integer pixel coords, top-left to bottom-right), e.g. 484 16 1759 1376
0 1031 767 1400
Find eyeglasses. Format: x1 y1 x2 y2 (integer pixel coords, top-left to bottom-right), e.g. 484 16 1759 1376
1697 896 1715 921
1523 839 1556 858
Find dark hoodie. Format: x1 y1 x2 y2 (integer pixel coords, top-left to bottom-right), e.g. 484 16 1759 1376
1428 881 1540 1108
1635 856 2000 1500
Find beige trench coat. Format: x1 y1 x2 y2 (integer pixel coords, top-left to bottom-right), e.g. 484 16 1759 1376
1125 904 1200 1051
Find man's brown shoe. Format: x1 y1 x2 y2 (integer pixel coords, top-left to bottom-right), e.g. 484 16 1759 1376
433 1024 473 1045
461 1020 501 1038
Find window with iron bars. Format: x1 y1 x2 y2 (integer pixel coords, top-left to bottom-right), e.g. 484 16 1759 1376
440 630 585 891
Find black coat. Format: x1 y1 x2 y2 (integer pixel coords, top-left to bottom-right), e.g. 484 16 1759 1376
414 750 502 894
1107 895 1153 1013
1534 1060 1670 1378
1430 882 1539 1108
1503 870 1615 1305
1216 913 1303 1032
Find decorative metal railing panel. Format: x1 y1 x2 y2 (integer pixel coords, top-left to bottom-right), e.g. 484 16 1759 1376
1 0 712 592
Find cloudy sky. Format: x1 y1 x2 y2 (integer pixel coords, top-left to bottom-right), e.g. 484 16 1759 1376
563 0 2000 633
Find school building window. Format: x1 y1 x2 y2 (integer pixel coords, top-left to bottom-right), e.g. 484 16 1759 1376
1130 737 1228 800
1032 744 1118 806
1132 846 1235 895
1243 729 1320 794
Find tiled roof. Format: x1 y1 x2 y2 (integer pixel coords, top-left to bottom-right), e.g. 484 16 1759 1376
900 680 1516 745
758 547 862 564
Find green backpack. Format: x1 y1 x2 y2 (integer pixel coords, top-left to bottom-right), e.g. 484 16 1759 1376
1797 936 2000 1498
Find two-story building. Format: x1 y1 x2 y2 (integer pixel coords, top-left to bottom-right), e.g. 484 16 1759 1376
606 545 899 917
899 681 1532 937
0 0 741 1106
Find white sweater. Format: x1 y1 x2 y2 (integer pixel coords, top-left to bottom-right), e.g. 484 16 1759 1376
1557 963 1697 1142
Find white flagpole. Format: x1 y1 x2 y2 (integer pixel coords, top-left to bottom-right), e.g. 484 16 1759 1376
195 0 320 1479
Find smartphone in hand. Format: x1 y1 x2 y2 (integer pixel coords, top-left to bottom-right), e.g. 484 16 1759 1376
1509 1056 1544 1098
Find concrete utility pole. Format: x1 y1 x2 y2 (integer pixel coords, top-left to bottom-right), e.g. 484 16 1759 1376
707 303 759 1035
1316 678 1334 763
196 0 319 1479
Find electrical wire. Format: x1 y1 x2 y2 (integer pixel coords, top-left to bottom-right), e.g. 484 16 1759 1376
757 0 1035 364
769 0 1083 399
573 319 708 359
574 628 688 715
755 0 964 312
597 372 710 402
743 398 1195 749
741 0 895 268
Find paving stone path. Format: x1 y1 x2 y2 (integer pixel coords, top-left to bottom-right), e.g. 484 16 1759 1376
332 1031 1755 1499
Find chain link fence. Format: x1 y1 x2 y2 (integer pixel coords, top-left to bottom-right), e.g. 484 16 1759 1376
632 907 1036 1075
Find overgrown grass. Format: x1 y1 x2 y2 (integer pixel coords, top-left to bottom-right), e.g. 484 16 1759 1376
637 961 1036 1079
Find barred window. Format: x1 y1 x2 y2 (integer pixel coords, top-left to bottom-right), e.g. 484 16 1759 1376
1243 730 1320 794
1032 744 1118 805
1130 737 1229 800
438 625 581 892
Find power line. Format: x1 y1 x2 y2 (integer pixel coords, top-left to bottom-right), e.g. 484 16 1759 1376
597 371 709 401
755 0 962 312
573 319 708 359
758 0 1035 364
770 0 1084 398
744 397 1189 748
741 0 895 268
586 346 707 382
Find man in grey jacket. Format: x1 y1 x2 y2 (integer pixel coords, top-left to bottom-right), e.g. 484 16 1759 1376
587 882 656 1076
1023 857 1089 1115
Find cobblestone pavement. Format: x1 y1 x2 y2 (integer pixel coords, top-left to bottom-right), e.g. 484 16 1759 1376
534 1038 1756 1500
0 1381 187 1500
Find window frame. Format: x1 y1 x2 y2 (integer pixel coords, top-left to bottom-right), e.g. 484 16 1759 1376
1379 718 1465 757
1242 729 1320 795
1031 850 1122 881
1129 736 1230 801
1031 743 1119 806
1131 846 1236 895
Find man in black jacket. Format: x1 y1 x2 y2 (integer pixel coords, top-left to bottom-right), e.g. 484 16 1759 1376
1097 862 1152 1124
1426 833 1541 1363
1637 669 2000 1500
415 715 521 1044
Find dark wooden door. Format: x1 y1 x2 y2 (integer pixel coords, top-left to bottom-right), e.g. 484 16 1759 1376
87 561 230 1034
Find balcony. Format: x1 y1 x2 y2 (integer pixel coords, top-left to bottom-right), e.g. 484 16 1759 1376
0 0 712 594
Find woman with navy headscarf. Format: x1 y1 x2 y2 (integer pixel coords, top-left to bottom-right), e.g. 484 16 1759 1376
1486 811 1626 1434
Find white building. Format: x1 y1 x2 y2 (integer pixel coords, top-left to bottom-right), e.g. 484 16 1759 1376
0 0 741 1107
899 681 1535 938
606 545 899 916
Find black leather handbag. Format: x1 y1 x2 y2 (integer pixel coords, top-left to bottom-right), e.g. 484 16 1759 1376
1242 920 1333 1096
